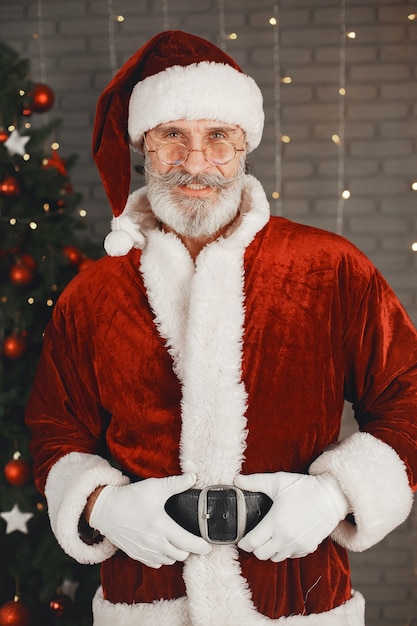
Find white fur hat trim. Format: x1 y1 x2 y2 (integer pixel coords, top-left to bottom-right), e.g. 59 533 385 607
128 62 264 152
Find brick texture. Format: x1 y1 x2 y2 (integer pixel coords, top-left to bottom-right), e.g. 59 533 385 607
1 1 416 623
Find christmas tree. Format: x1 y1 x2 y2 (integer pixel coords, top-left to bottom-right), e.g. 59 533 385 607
0 41 101 625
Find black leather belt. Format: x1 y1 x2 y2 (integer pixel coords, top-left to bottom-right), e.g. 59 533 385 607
165 485 272 545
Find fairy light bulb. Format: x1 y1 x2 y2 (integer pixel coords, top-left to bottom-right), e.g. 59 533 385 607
272 191 280 200
332 134 341 144
412 242 417 252
281 135 291 143
29 221 38 230
342 189 351 200
411 181 417 191
269 17 277 26
116 15 124 22
408 13 416 21
227 33 238 40
347 31 356 39
281 76 292 84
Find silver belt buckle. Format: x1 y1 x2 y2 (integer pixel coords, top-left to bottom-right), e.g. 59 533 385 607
197 485 246 545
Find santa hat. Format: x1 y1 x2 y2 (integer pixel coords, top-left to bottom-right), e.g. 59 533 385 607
93 30 264 256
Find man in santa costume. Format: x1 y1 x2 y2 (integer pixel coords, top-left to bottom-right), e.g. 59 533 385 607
26 31 417 625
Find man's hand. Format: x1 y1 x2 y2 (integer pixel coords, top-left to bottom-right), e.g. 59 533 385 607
234 472 350 562
89 473 212 568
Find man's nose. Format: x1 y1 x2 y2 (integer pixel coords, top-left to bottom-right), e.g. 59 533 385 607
181 148 210 176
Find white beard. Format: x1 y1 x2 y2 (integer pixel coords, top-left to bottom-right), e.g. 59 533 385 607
145 158 246 238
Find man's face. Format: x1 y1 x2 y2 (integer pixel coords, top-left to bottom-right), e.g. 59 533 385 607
143 120 247 239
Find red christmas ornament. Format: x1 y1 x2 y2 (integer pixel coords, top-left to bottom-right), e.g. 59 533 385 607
22 108 32 117
0 598 31 626
0 176 20 197
2 334 27 360
9 264 34 287
49 593 71 618
62 245 82 266
4 458 32 486
78 258 95 271
20 254 37 271
0 130 9 143
42 149 67 177
31 83 55 113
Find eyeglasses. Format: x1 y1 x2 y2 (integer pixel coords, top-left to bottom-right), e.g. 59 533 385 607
144 136 245 166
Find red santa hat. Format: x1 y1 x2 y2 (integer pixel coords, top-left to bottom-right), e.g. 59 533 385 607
93 30 264 256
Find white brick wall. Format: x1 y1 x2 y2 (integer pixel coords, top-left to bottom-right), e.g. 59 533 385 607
1 1 416 623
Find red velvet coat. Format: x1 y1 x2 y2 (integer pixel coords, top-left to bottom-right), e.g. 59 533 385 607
26 177 417 624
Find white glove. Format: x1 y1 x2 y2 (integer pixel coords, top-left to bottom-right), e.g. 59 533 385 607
89 473 212 568
235 472 350 562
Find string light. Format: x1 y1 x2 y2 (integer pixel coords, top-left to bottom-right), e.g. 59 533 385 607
346 31 356 39
335 0 348 235
218 0 227 50
36 0 47 83
107 0 117 75
272 2 282 215
412 243 417 252
411 181 417 191
162 0 170 30
407 13 416 21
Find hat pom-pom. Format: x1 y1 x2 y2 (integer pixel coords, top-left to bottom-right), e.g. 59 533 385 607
104 229 135 256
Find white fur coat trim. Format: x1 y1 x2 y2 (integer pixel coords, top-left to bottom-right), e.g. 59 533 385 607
92 585 365 626
309 431 413 551
45 451 129 564
140 174 271 623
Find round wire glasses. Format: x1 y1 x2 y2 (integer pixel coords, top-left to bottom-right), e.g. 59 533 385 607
144 137 245 166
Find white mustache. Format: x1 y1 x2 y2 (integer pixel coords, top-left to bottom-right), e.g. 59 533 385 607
144 161 245 189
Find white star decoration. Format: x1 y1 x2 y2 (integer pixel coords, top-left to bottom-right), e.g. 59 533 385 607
61 578 80 602
4 129 30 156
1 503 34 534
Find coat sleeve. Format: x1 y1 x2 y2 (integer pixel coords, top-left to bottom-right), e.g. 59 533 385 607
310 263 417 552
25 295 130 564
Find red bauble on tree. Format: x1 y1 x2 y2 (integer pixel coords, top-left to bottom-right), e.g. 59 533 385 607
4 458 32 486
49 593 71 618
19 254 37 271
2 334 27 360
0 176 20 197
62 245 82 266
9 263 34 287
78 257 96 272
0 129 9 143
31 83 55 113
0 598 31 626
